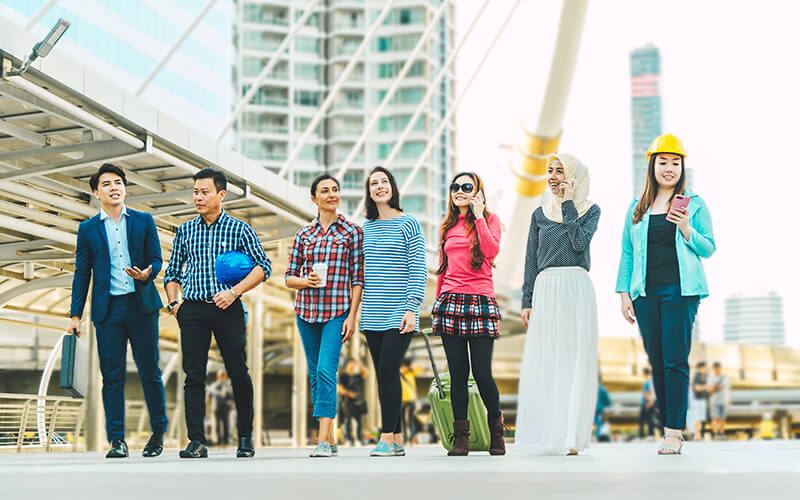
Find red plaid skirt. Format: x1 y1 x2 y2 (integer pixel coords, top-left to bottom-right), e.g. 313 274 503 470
431 292 502 338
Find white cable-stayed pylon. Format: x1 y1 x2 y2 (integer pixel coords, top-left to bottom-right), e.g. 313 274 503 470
332 0 452 181
377 0 492 177
215 0 322 143
277 0 398 179
351 0 523 217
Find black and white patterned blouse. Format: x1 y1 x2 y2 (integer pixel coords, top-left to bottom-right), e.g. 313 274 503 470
521 200 601 308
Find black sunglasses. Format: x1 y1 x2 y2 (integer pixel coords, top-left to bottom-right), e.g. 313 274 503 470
449 182 474 194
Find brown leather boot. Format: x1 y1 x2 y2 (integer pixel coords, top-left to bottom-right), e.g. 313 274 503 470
488 412 506 455
447 420 470 456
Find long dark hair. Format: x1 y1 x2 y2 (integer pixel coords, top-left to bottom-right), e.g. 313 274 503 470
437 171 491 274
365 166 403 220
633 154 687 224
310 173 340 196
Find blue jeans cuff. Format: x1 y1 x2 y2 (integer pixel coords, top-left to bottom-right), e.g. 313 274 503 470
313 401 337 419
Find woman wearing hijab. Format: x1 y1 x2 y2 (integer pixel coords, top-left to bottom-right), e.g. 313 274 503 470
515 153 601 456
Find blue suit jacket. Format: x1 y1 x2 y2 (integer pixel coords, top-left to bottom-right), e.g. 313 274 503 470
70 208 164 324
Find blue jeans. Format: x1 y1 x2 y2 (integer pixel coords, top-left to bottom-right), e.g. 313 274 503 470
94 293 167 441
296 312 348 419
633 284 699 430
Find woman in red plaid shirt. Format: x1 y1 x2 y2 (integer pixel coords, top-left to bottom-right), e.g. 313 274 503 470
432 172 505 457
285 174 364 458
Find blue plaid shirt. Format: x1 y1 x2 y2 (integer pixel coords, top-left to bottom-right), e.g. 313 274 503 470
164 210 271 300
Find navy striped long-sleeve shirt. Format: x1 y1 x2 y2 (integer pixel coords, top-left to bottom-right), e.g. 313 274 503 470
164 210 271 301
360 214 427 332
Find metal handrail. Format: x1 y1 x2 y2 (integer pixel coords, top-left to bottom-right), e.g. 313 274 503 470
0 393 85 452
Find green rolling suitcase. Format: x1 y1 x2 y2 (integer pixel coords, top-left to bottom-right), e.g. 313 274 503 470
421 329 491 452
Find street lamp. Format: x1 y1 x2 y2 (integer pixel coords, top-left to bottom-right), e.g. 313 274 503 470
7 18 71 77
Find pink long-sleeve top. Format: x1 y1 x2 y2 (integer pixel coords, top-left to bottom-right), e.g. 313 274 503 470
437 213 502 298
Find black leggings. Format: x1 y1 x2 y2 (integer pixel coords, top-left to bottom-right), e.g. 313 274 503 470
441 335 501 421
365 329 413 434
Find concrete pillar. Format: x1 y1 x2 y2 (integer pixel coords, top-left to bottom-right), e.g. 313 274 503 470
83 314 104 451
251 299 264 446
291 323 307 448
364 353 379 436
176 328 187 446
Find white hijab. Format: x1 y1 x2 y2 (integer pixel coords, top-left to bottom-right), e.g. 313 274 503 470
540 153 594 223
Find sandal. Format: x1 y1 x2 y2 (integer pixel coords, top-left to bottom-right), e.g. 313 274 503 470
657 432 684 455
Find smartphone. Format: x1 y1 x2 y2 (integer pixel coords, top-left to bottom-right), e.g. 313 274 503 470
471 191 484 214
669 194 690 214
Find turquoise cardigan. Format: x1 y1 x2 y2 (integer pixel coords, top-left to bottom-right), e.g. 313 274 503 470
615 191 715 301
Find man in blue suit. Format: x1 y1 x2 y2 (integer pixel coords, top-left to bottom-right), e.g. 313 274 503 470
69 163 168 458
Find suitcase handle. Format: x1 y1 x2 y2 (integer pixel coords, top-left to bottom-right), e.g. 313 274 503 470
420 328 445 400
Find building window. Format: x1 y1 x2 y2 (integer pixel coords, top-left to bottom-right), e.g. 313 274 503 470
295 37 319 54
294 63 319 81
294 90 319 107
378 141 425 159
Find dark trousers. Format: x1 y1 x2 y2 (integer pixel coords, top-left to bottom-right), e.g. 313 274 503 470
177 300 253 444
94 293 167 441
215 405 230 445
365 329 413 434
440 335 501 421
639 404 656 437
340 400 363 443
633 284 699 431
402 402 416 442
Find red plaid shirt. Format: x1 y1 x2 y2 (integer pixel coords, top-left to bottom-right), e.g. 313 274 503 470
285 214 364 323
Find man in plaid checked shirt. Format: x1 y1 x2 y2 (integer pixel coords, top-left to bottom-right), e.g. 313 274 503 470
164 168 270 460
285 174 363 457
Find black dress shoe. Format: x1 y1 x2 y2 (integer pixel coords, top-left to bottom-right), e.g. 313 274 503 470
236 436 255 458
142 433 164 457
179 440 208 459
106 439 129 458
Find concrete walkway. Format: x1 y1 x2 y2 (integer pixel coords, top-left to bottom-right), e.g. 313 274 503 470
1 441 799 499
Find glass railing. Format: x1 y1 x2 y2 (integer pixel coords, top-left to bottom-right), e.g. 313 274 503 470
252 98 289 107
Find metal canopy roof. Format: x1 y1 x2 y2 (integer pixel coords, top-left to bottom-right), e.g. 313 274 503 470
0 20 314 326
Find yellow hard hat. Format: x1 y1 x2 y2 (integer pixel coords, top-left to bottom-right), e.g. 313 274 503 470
646 134 687 161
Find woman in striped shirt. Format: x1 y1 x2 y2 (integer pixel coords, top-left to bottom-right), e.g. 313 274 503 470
360 166 427 457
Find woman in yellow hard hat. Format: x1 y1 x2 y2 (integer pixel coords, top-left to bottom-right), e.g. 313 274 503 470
615 134 716 455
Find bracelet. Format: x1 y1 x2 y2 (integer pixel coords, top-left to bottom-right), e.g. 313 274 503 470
229 289 239 299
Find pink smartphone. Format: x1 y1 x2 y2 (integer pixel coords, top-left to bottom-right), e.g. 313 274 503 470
669 194 690 214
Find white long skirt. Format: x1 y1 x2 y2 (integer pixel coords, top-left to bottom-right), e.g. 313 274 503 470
515 266 599 455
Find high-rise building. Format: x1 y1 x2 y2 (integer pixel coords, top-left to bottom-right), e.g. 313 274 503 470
0 0 232 137
630 44 662 198
723 291 786 346
233 0 455 245
630 43 694 196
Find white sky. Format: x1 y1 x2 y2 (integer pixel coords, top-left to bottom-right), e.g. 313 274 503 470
455 0 800 346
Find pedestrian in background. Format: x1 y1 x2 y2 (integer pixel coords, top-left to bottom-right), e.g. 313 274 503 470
338 358 368 446
709 361 730 440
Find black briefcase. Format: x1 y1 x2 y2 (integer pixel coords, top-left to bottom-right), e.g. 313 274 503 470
60 332 88 398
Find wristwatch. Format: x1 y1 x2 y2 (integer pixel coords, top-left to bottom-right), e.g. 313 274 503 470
167 300 179 314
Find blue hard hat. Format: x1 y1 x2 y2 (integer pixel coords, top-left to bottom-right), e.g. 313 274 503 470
215 251 254 286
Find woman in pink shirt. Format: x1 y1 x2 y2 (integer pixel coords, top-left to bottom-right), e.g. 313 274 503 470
432 172 504 456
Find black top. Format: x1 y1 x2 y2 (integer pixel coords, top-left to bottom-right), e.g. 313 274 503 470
521 201 601 307
693 372 708 399
646 214 680 287
339 373 363 400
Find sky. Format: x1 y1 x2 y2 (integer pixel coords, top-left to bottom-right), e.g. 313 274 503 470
455 0 800 346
